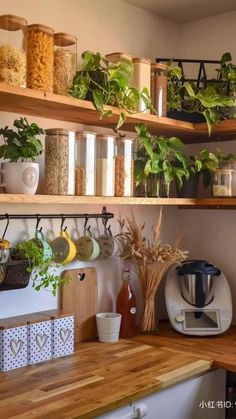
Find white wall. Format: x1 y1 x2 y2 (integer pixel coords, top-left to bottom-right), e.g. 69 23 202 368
0 0 180 318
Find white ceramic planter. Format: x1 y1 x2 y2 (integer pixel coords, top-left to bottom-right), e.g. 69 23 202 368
96 312 121 343
0 162 39 194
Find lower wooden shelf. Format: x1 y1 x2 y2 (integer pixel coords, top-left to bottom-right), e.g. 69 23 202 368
1 194 236 207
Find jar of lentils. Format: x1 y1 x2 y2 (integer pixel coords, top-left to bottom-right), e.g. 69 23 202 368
27 24 54 92
44 128 75 195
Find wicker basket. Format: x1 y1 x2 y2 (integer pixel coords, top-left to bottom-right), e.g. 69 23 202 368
0 260 31 291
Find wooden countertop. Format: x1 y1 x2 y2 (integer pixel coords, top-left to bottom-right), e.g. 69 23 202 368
1 323 236 418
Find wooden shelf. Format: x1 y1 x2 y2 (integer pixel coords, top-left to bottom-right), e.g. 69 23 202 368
0 83 207 143
1 194 236 207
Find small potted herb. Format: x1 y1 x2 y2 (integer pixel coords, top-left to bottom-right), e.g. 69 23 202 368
134 123 188 197
176 149 219 198
16 239 69 296
0 117 44 194
69 51 154 131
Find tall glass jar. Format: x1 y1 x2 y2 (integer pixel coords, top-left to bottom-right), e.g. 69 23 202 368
44 128 75 195
0 14 27 87
75 131 96 196
132 57 151 113
115 138 134 197
27 24 54 92
96 135 115 196
54 32 77 95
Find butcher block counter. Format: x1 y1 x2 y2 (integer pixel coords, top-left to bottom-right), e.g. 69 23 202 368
1 323 236 419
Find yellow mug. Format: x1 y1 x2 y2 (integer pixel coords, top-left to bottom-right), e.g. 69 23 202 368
51 230 76 265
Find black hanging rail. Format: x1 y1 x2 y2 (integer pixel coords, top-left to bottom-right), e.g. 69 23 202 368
0 207 114 222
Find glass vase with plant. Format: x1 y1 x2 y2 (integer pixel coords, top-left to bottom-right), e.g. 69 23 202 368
69 50 154 132
134 123 188 197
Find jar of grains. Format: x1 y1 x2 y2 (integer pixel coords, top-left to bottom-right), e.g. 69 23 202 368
212 169 233 198
54 32 77 95
44 129 75 195
27 24 54 92
0 14 27 87
96 135 115 196
75 131 96 196
115 138 134 197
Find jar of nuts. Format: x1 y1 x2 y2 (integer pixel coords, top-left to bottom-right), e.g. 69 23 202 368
27 24 54 92
54 32 77 96
44 128 75 195
115 138 134 197
75 131 96 196
0 14 27 87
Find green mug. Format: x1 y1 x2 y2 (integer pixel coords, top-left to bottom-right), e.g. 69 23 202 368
76 229 100 261
34 231 52 262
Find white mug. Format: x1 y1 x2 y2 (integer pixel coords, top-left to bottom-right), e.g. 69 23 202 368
0 162 39 194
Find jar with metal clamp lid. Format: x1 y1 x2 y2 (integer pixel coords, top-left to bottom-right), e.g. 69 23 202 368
54 32 77 95
0 14 27 87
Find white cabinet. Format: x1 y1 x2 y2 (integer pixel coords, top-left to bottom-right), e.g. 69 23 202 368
97 369 226 419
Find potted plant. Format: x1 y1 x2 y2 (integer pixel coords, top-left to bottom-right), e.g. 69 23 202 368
0 117 44 194
69 51 154 131
176 149 219 198
16 238 69 296
134 123 188 197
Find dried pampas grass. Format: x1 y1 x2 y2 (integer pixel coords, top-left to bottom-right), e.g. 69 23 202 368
117 208 188 332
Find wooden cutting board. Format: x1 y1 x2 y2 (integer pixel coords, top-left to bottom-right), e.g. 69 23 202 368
60 268 98 342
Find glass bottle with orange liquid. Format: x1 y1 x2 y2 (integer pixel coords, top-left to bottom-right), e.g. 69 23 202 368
116 268 136 338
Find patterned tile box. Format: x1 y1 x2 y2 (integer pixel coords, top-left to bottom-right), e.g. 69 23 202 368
38 310 74 359
0 317 28 372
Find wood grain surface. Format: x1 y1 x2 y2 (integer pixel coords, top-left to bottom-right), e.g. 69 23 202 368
0 338 212 419
60 268 98 342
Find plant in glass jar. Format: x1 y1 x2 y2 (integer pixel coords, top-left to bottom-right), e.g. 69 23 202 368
0 117 44 194
69 50 154 131
134 123 188 197
117 208 188 332
176 149 219 198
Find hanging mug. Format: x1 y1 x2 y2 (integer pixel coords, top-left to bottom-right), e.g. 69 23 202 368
96 232 118 260
0 239 10 285
34 231 53 262
51 230 76 264
76 229 100 262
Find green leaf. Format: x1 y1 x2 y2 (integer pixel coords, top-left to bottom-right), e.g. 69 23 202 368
93 89 104 113
221 52 232 65
116 112 126 130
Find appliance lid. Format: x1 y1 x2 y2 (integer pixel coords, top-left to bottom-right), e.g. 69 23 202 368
176 260 221 277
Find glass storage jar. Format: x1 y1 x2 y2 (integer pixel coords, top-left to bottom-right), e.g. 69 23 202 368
27 24 54 92
75 131 96 196
44 128 75 195
96 135 115 196
54 32 77 95
132 57 151 113
115 138 134 197
212 169 233 197
224 160 236 197
0 14 27 87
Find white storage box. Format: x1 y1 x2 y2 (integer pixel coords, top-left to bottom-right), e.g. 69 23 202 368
18 314 52 365
39 310 74 358
0 317 28 372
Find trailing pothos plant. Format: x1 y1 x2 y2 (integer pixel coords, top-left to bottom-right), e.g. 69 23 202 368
69 51 154 132
0 117 44 161
134 123 188 189
16 240 70 296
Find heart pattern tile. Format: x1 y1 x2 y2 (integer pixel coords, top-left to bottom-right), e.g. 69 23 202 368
10 338 24 358
60 327 72 344
36 332 49 351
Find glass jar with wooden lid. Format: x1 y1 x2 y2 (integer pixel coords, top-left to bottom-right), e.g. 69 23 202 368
44 128 75 195
0 14 27 87
115 137 134 197
96 135 116 197
27 24 54 92
132 57 151 113
151 63 167 117
212 169 233 197
54 32 77 95
75 131 96 196
105 52 132 63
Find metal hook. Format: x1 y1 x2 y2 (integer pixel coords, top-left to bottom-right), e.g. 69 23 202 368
2 214 9 239
84 215 89 230
35 215 42 232
60 215 67 232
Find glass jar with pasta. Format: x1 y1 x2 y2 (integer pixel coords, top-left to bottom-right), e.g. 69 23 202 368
27 24 54 92
0 14 27 87
54 32 77 95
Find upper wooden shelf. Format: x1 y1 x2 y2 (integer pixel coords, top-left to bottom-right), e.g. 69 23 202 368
0 83 215 143
1 194 236 207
